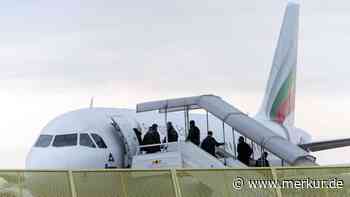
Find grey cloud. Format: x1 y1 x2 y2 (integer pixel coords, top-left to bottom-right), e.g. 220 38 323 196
0 0 349 96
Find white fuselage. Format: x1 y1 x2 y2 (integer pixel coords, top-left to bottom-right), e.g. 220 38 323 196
26 107 311 169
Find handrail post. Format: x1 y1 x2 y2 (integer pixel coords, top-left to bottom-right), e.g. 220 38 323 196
165 103 169 147
206 110 209 133
186 106 189 133
222 121 226 165
183 105 190 139
68 170 77 197
183 106 188 139
250 140 255 160
232 127 237 158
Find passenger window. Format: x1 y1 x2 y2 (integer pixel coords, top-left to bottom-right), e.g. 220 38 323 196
91 133 107 149
53 134 77 147
80 133 96 148
34 135 53 147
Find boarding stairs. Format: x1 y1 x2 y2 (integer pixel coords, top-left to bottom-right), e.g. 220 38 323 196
136 95 316 166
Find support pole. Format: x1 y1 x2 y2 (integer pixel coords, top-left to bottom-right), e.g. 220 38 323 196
222 121 226 165
260 146 265 166
251 140 255 160
171 169 183 197
165 103 168 146
185 106 190 135
68 171 77 197
184 106 187 139
222 121 226 149
120 173 128 197
232 127 237 158
271 168 283 197
206 110 209 133
18 171 23 197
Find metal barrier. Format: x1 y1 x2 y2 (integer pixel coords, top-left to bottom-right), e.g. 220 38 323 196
0 166 349 197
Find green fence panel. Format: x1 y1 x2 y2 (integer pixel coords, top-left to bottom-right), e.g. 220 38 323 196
72 170 176 197
0 171 21 197
274 166 350 197
176 168 277 197
0 167 349 197
24 171 72 197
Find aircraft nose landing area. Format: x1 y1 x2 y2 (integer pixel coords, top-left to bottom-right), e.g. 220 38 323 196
0 167 349 197
26 148 71 170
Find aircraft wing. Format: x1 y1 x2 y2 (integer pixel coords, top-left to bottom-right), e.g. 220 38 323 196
299 138 350 152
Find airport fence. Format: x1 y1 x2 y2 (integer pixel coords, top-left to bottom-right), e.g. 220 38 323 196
0 166 349 197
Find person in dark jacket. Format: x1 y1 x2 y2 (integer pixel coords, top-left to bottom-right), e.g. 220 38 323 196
186 120 200 146
256 152 270 167
163 122 178 143
201 131 225 157
133 128 143 145
141 126 152 152
142 124 161 153
237 136 253 166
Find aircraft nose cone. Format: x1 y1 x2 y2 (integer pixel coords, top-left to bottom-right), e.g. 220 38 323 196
26 148 70 169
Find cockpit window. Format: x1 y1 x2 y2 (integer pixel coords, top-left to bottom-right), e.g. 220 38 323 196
34 135 53 147
80 133 96 148
53 134 77 147
91 133 107 149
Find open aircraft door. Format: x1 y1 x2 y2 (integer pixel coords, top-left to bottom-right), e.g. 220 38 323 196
110 115 138 167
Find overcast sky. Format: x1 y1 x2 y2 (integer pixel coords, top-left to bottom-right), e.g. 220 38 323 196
0 0 350 168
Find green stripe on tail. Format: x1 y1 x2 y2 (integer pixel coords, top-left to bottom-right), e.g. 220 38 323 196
270 69 296 124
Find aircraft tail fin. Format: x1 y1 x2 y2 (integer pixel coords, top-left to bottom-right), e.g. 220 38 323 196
258 1 299 126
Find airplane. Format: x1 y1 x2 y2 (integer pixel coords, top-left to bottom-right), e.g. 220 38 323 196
26 0 350 170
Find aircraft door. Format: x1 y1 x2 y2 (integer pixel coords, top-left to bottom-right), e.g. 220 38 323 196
110 115 138 167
